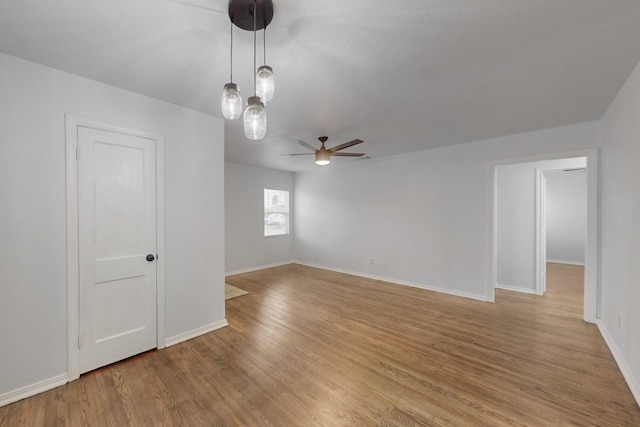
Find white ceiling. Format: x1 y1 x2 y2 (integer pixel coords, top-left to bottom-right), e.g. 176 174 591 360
2 0 640 172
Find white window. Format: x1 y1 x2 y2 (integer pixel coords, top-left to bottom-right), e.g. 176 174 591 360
264 189 289 236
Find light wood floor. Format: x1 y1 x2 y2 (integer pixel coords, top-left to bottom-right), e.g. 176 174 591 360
2 263 639 426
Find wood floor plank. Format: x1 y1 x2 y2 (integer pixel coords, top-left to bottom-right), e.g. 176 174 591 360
1 262 639 426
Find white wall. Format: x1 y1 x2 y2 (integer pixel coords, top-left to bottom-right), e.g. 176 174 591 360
225 162 294 273
294 121 601 300
293 59 640 404
0 53 225 399
496 158 585 292
600 58 640 403
2 48 639 410
545 170 587 264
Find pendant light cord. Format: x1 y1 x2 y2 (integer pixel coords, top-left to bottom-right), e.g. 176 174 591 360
253 0 257 96
230 20 234 82
263 24 266 65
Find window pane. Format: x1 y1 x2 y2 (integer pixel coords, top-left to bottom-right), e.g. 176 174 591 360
264 189 289 236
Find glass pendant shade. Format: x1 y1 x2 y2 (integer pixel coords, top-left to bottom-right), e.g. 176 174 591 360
244 96 267 140
315 150 330 166
221 83 242 120
256 65 275 103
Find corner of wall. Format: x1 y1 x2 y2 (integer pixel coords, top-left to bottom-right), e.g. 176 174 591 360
596 320 640 407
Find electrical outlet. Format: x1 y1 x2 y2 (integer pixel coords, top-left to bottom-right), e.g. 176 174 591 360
368 258 374 265
618 314 622 328
382 262 388 269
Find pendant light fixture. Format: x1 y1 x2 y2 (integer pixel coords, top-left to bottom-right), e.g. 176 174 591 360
224 0 274 141
256 26 274 103
221 21 242 120
244 0 267 140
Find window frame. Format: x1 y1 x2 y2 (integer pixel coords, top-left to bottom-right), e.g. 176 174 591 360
264 188 290 237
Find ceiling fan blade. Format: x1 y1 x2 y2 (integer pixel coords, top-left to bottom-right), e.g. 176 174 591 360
296 140 318 152
327 139 363 152
282 153 314 156
331 152 365 157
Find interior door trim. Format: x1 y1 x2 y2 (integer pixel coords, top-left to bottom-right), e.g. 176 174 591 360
65 115 166 381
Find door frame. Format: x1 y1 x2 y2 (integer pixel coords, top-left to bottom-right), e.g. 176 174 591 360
535 167 547 296
486 148 599 323
65 115 166 381
535 166 587 296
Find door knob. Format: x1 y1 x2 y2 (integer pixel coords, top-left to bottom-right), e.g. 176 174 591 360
146 254 155 262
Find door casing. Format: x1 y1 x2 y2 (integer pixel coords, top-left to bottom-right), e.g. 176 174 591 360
66 115 166 381
535 168 547 296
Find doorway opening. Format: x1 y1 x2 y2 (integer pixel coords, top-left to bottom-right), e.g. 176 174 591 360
486 149 599 323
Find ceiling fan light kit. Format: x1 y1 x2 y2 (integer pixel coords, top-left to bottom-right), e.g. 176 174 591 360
221 0 275 141
315 149 331 166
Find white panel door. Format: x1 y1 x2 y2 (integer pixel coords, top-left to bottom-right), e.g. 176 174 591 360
78 126 157 374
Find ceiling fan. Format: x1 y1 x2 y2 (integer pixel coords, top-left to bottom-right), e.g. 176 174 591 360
285 136 365 166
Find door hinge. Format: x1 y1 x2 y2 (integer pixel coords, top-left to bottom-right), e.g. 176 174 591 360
78 334 83 349
76 146 80 160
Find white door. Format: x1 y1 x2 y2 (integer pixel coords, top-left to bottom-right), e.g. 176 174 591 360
78 126 157 374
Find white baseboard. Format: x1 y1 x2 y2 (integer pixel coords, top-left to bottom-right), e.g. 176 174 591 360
293 260 487 302
225 261 295 277
165 319 229 347
1 320 231 408
496 283 538 295
546 259 585 266
0 373 67 408
597 320 640 407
